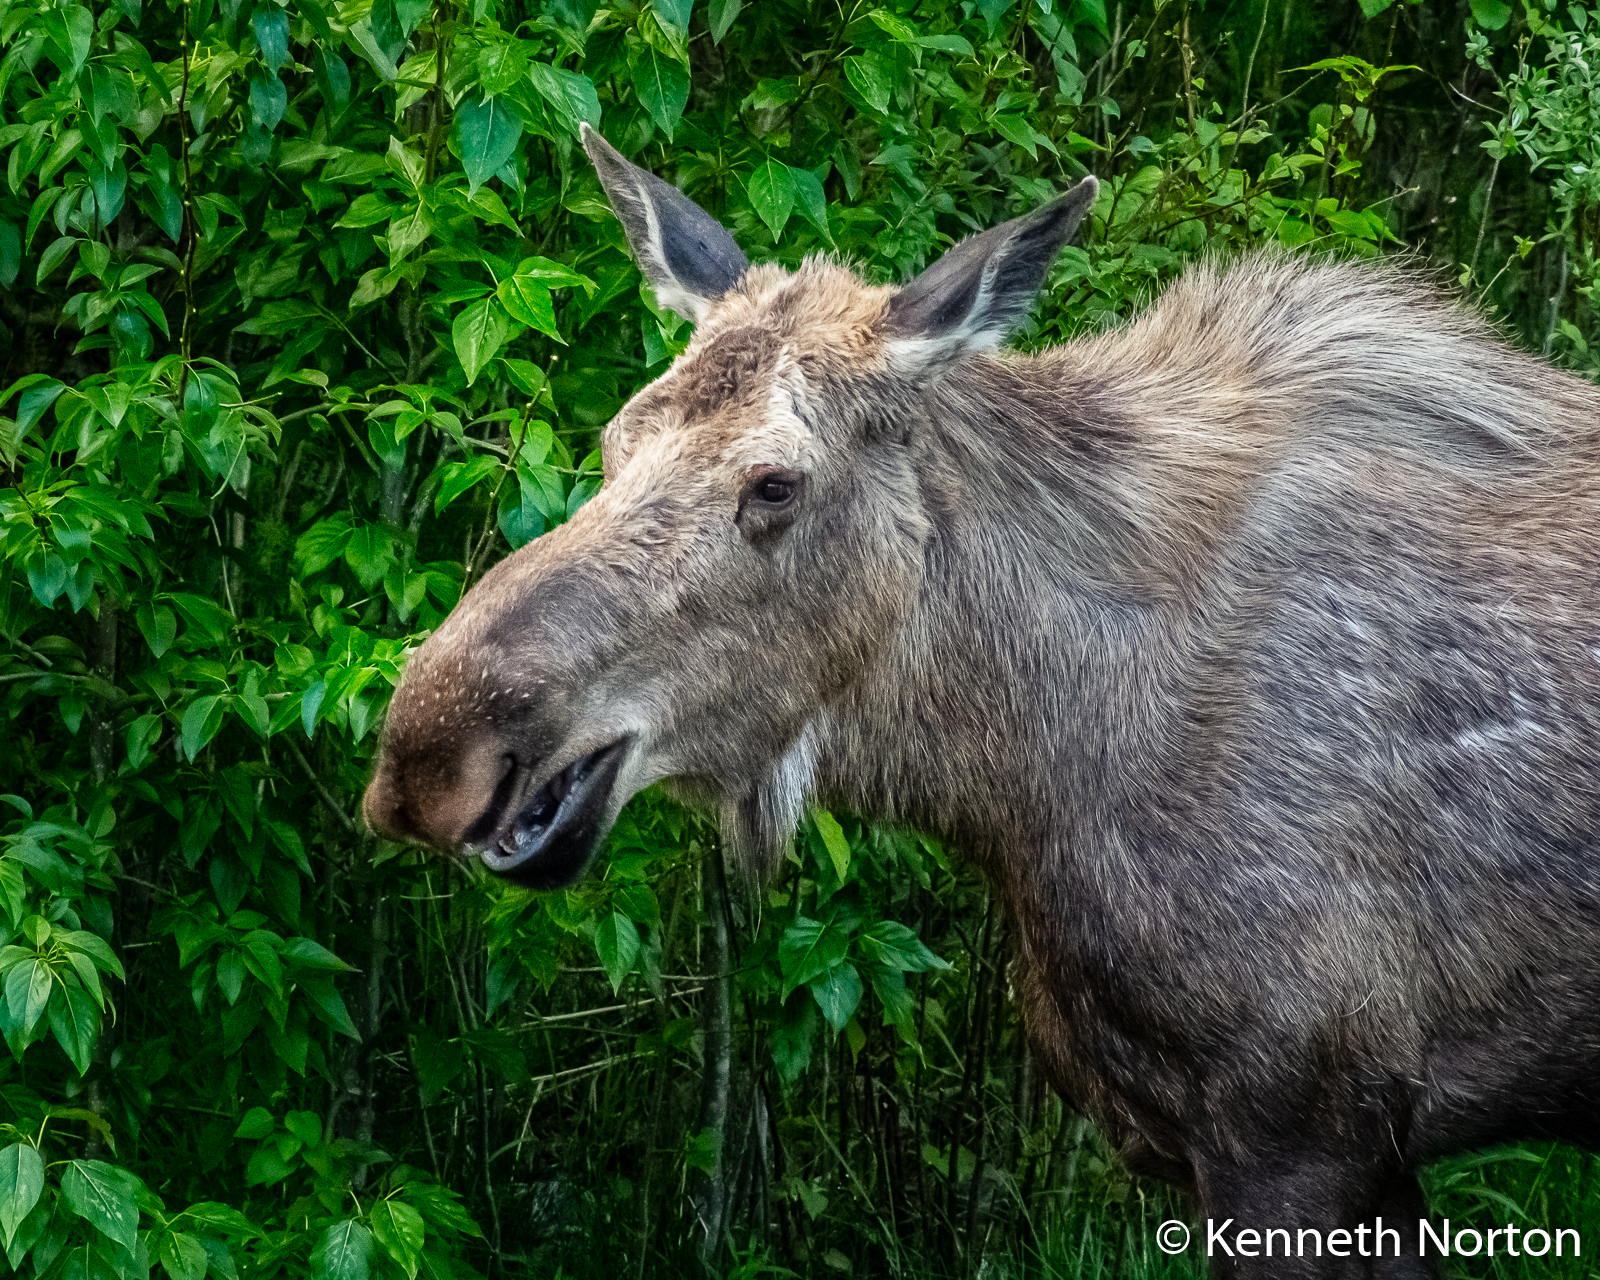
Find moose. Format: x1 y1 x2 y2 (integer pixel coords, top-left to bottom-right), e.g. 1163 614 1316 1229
363 125 1600 1277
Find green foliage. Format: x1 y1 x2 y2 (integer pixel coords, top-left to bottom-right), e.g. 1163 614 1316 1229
0 0 1595 1276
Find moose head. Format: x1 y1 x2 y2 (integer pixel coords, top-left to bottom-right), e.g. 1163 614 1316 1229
362 126 1096 888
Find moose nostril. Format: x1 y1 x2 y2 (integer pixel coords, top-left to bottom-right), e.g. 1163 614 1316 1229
462 754 523 845
363 778 406 839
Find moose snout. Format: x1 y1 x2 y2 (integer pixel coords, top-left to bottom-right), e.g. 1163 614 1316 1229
361 771 409 841
362 733 522 850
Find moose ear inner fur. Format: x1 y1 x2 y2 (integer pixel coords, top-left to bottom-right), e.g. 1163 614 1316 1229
580 123 750 323
884 176 1099 369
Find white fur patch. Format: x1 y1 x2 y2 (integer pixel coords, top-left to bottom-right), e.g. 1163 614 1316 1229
766 717 822 838
714 352 822 474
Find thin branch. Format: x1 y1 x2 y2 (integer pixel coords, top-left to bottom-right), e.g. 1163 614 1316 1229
1471 152 1502 280
1225 0 1272 175
177 0 197 407
113 873 180 899
283 737 359 833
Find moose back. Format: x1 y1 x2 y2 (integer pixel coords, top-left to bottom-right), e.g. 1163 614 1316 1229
364 127 1600 1277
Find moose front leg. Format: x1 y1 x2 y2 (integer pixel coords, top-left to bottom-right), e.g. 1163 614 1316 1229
1193 1154 1437 1279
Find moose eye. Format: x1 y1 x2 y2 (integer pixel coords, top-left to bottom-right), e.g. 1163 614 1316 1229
737 467 805 540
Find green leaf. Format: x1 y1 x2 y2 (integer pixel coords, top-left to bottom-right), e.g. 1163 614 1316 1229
992 113 1043 157
975 0 1015 30
6 957 52 1035
180 1203 262 1237
594 912 640 995
9 376 66 437
477 39 528 95
454 96 523 194
789 166 832 243
452 299 512 386
180 696 224 761
233 1106 274 1140
59 1161 139 1252
519 462 567 524
860 921 949 972
807 961 862 1031
383 565 428 621
844 54 893 114
745 157 795 239
169 592 235 644
56 931 124 981
159 1231 208 1280
216 951 245 1004
683 1126 719 1172
301 679 326 737
1467 0 1510 27
0 1144 44 1249
280 938 357 971
249 75 289 132
771 988 819 1087
631 46 689 139
485 955 519 1018
496 276 560 341
349 12 399 79
301 978 361 1038
811 809 851 882
47 977 99 1073
27 553 68 607
294 515 355 575
866 964 917 1037
500 358 548 398
1357 0 1396 13
312 1220 373 1280
244 1144 293 1187
457 185 519 231
41 5 94 80
526 64 602 136
37 236 79 284
336 193 402 229
460 1025 528 1083
651 0 692 39
394 0 430 35
411 1027 464 1104
284 1111 322 1146
778 917 848 997
368 1201 424 1280
386 204 433 258
433 456 501 515
707 0 740 42
252 6 291 73
136 604 177 658
911 33 973 54
514 255 595 292
498 486 543 550
342 524 396 589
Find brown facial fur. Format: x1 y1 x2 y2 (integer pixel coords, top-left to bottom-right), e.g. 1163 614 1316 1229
368 172 1600 1275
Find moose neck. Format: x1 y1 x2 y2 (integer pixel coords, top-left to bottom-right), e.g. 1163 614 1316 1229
819 347 1238 877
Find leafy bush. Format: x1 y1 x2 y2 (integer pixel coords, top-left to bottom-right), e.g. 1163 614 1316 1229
0 0 1594 1276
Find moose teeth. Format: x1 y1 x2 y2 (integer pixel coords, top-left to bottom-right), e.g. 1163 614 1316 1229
505 763 576 850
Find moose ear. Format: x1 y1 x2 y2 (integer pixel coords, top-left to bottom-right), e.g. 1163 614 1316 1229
883 177 1099 368
580 123 750 323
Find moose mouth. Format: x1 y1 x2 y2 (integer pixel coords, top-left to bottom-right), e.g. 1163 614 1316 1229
475 740 629 889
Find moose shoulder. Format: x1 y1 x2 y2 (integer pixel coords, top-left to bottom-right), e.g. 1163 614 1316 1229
363 126 1600 1277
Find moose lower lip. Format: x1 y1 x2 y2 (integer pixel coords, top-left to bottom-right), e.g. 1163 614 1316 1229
477 740 629 890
